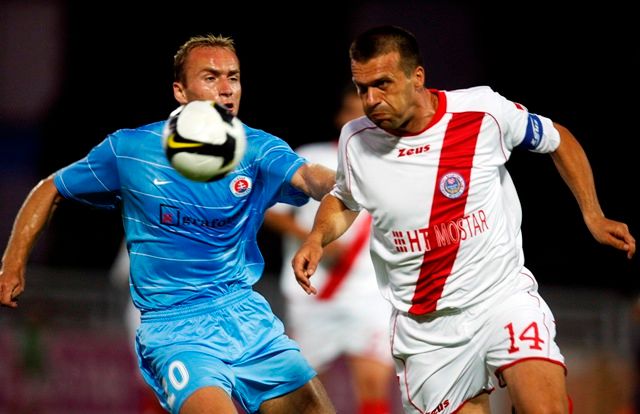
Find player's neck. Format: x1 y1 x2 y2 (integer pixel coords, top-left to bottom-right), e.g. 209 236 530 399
423 89 439 123
401 89 438 136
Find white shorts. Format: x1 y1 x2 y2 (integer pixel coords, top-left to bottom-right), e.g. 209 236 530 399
286 295 392 371
391 287 565 413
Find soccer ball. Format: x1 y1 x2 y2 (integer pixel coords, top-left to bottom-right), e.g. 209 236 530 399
162 100 247 182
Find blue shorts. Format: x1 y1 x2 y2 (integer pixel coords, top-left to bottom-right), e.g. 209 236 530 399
135 289 316 414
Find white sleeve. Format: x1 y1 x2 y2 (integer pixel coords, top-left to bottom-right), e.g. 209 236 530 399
496 91 560 154
329 126 361 212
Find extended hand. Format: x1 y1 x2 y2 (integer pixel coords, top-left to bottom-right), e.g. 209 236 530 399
0 267 25 308
586 215 636 259
292 239 324 295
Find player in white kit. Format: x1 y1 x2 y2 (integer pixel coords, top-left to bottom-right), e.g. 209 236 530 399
264 89 395 414
293 26 636 414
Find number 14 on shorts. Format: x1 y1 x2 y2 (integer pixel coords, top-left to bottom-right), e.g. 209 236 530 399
505 321 545 353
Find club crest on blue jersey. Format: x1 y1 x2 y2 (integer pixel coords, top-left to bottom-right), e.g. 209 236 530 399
230 175 252 197
439 172 465 199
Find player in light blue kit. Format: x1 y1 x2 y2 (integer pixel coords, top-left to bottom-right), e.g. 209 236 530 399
0 34 337 414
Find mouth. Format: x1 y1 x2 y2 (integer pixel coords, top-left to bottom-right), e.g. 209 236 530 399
368 111 389 122
219 102 237 115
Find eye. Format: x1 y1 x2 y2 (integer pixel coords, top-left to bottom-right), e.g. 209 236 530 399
376 80 390 90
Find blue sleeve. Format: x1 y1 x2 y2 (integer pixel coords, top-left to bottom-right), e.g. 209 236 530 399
275 157 309 207
254 134 309 208
53 135 121 209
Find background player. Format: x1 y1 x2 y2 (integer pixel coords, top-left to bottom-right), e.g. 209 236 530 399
263 87 397 414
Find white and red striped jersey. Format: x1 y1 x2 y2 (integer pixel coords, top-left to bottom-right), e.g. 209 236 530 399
277 142 381 304
331 86 560 315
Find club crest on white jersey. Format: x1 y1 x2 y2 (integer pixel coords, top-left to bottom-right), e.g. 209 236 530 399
439 172 465 199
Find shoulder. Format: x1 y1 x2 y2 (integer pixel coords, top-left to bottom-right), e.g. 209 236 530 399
243 123 278 141
444 85 509 114
340 116 378 143
344 115 375 134
242 123 287 148
241 123 300 160
446 85 495 96
106 120 164 156
444 85 497 105
110 120 165 141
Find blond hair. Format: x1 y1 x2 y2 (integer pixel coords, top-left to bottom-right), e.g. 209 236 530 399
173 34 236 83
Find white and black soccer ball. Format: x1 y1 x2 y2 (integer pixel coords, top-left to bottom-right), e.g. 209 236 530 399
162 100 247 182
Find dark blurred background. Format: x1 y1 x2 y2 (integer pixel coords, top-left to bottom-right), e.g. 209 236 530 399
2 1 636 291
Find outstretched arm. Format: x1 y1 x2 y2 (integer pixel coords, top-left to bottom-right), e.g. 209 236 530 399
551 123 635 259
290 163 336 201
0 175 62 308
292 194 358 294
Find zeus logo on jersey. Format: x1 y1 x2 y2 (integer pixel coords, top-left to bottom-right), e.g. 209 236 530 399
428 399 450 414
398 144 431 157
391 209 488 253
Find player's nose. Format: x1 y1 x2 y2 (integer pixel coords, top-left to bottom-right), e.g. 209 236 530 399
217 78 234 97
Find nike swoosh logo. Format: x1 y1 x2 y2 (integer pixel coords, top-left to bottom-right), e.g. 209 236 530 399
153 179 172 186
166 133 203 149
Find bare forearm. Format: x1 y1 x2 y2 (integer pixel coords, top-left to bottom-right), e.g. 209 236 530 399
291 163 336 201
550 123 635 258
308 194 358 247
550 123 602 221
2 176 61 271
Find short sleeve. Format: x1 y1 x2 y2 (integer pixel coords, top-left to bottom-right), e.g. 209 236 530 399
253 133 309 208
53 135 121 209
496 92 560 154
330 127 361 212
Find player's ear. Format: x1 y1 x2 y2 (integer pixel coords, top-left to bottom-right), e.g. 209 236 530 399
414 66 425 89
173 82 188 105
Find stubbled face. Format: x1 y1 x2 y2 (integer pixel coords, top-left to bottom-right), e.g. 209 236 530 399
351 51 418 133
173 46 241 116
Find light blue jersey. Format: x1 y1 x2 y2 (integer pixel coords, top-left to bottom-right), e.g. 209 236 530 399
54 120 316 413
54 120 308 312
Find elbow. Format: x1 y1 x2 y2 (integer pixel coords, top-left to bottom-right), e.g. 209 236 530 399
295 163 336 201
